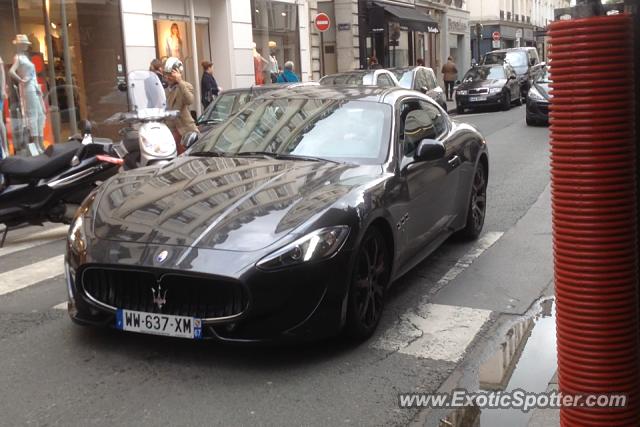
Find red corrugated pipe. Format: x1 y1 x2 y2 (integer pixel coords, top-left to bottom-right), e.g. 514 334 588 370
549 13 640 426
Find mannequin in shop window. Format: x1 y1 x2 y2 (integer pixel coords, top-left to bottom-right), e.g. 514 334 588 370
0 55 8 159
9 34 46 156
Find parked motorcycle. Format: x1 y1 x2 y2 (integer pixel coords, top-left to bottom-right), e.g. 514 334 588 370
0 125 120 246
106 70 179 170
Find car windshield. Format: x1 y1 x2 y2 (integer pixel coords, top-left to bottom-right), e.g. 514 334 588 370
320 74 366 85
483 51 527 68
190 98 392 164
392 70 413 88
463 66 506 82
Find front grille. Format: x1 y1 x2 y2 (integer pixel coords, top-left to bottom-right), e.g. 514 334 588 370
537 102 549 114
81 267 248 320
469 88 488 95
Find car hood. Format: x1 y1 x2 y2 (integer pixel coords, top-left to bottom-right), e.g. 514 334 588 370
458 79 505 90
92 156 376 252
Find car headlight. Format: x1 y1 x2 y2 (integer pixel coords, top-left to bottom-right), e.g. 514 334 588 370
489 87 502 94
68 192 96 257
528 87 545 101
457 90 468 95
256 226 350 270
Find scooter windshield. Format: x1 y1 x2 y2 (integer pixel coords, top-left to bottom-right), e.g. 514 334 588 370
127 70 167 113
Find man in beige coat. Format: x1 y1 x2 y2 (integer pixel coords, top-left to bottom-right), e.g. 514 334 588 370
441 56 458 101
164 57 198 150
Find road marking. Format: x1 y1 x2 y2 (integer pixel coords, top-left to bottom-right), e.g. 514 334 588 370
0 225 68 258
373 303 492 362
53 302 67 310
432 231 503 295
0 255 65 297
371 231 503 361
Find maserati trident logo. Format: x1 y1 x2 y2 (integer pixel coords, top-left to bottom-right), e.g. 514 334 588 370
151 284 168 309
156 250 169 263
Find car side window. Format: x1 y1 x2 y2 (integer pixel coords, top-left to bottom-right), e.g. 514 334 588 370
419 101 448 137
399 99 446 158
377 74 394 87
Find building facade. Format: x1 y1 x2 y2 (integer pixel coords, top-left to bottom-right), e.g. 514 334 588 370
467 0 570 62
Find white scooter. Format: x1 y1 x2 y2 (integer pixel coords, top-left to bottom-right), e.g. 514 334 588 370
106 70 179 170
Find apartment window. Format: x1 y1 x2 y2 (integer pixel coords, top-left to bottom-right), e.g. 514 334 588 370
507 11 512 20
515 14 519 22
527 16 531 23
500 10 505 19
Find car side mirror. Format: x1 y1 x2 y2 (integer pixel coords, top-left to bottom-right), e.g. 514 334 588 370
530 58 537 66
420 86 428 94
180 131 199 149
415 139 445 162
508 75 517 80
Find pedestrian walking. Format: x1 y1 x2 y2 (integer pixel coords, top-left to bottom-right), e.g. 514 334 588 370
163 57 198 151
276 61 300 83
441 56 458 101
200 61 219 109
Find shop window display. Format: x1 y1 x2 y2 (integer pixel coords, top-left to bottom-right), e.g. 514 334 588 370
0 0 127 158
251 0 301 85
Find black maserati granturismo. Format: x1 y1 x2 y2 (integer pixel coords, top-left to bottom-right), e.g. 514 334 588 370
65 86 488 342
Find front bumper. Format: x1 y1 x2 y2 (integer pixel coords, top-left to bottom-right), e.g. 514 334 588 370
526 98 549 124
66 239 354 343
456 93 503 109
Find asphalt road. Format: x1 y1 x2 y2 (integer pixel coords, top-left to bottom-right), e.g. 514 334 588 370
0 104 552 427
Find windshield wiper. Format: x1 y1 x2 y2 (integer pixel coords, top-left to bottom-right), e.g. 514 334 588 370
233 151 276 160
189 150 229 158
273 153 340 164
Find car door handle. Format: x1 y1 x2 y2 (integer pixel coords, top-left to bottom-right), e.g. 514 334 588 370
448 155 461 168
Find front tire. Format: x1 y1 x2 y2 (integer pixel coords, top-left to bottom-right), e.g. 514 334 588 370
345 227 391 341
501 92 511 111
457 161 487 240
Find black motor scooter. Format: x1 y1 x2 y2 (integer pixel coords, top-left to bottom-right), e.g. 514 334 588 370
0 125 120 246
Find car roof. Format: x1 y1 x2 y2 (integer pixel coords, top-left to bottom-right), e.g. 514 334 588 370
218 82 318 96
486 48 533 54
253 84 419 105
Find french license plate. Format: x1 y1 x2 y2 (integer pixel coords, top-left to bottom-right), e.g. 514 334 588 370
470 96 486 102
116 309 202 339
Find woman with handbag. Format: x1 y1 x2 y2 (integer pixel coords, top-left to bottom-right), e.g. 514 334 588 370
200 61 220 109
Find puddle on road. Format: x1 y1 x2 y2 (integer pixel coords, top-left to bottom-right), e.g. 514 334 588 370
438 298 557 427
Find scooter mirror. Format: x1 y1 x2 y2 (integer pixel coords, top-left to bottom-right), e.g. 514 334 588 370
180 132 199 149
80 120 92 135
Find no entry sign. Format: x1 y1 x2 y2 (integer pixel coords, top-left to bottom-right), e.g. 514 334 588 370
314 13 331 32
492 31 501 41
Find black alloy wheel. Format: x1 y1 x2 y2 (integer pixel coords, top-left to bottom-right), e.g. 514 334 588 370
501 91 511 111
458 162 487 240
345 228 390 340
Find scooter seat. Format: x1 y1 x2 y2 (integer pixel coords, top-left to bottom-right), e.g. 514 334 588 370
0 141 82 179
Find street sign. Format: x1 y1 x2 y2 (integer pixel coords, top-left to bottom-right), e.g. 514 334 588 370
314 13 331 32
492 40 501 49
515 29 523 39
492 31 501 41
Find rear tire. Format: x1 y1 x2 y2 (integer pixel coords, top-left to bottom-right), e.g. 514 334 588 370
457 161 487 240
345 227 391 341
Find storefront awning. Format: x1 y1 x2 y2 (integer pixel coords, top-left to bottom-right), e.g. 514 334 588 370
371 2 440 34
